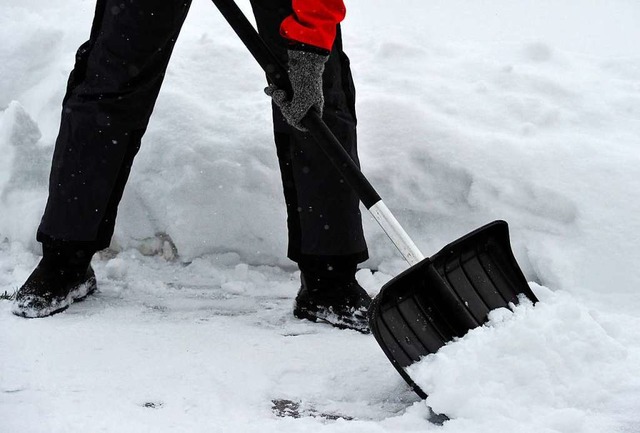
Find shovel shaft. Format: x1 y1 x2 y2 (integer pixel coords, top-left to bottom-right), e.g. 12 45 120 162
210 0 425 264
369 202 425 266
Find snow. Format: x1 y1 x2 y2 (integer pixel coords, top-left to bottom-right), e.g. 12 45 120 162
2 0 640 432
408 287 640 432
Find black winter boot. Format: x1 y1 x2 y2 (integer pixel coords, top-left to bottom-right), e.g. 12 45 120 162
12 243 97 318
294 259 371 333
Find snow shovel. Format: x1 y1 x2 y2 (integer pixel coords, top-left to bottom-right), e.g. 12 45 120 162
210 0 538 398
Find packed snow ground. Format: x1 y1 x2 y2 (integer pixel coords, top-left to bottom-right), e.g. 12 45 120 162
2 0 640 432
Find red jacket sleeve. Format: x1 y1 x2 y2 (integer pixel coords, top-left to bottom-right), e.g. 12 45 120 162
280 0 346 51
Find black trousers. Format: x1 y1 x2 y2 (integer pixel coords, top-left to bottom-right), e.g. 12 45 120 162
38 0 368 265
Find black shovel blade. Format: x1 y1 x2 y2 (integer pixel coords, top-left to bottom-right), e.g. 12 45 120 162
369 220 538 399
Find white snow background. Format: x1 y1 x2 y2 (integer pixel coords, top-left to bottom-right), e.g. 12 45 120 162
2 0 640 432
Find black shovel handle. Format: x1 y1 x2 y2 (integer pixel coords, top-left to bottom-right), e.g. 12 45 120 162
210 0 381 209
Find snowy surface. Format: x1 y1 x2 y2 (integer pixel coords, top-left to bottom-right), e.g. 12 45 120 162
2 0 640 432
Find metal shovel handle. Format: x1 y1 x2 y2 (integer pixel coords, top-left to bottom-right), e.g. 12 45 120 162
210 0 425 265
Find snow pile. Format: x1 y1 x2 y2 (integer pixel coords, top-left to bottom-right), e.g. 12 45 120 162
353 27 640 299
408 285 640 432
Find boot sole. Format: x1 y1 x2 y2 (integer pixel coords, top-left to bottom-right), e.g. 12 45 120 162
12 276 98 319
294 306 370 334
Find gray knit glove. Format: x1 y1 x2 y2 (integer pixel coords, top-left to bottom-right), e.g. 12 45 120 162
265 49 329 131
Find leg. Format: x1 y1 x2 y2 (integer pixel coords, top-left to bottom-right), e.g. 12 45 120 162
15 0 193 318
250 0 370 332
250 0 368 265
38 0 193 250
